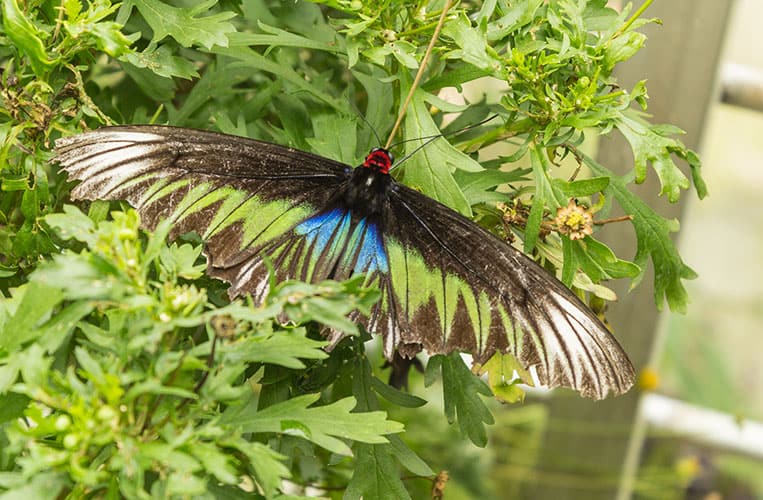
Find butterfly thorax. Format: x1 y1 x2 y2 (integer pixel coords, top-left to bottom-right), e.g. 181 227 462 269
342 149 394 216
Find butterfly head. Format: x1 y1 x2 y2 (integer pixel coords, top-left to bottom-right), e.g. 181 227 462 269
363 148 394 174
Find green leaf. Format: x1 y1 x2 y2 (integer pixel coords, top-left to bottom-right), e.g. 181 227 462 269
616 111 692 202
189 442 239 485
344 443 411 500
36 301 94 353
228 20 340 53
275 278 380 336
569 237 641 283
421 64 491 93
159 242 206 280
602 31 645 70
486 0 544 41
126 0 236 49
221 329 327 370
397 90 482 216
213 44 347 112
165 58 254 123
478 352 531 403
0 472 68 500
552 176 610 197
676 146 708 199
44 204 96 245
454 167 531 205
386 434 434 477
306 114 359 165
140 442 202 473
63 1 135 59
388 40 419 69
123 44 200 80
349 343 433 479
427 354 494 447
0 392 28 423
124 379 199 402
0 282 63 351
2 0 59 76
442 12 499 72
220 438 290 499
352 68 395 152
31 253 125 301
582 153 697 312
525 145 563 252
370 377 427 408
228 394 403 456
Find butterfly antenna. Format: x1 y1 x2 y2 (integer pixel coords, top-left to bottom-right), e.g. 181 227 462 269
384 0 453 150
391 136 442 169
387 114 499 150
348 94 383 146
390 114 500 170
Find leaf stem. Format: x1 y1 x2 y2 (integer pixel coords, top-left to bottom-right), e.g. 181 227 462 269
617 0 654 36
385 0 453 149
594 215 633 225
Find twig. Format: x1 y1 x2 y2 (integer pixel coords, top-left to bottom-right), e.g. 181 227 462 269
385 0 453 149
594 215 633 226
615 0 654 38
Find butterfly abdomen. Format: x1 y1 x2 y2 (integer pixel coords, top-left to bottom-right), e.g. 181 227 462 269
343 166 392 217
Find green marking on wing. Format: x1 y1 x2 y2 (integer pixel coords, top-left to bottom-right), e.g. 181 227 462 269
148 179 193 206
135 175 172 205
203 189 250 238
386 238 495 350
171 183 229 222
240 198 311 248
477 291 492 351
499 304 520 356
440 273 462 341
460 283 480 341
118 171 163 195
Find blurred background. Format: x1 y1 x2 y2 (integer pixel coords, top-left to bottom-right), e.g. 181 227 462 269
403 1 763 498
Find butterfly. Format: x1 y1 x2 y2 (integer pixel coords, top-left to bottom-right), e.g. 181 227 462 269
54 125 635 399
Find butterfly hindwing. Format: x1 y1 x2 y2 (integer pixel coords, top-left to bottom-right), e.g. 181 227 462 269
380 182 634 399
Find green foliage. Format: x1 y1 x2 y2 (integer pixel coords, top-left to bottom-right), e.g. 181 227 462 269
427 353 495 447
1 207 392 497
0 0 706 497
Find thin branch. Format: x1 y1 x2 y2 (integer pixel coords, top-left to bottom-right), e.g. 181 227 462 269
594 215 633 226
615 0 654 37
385 0 453 149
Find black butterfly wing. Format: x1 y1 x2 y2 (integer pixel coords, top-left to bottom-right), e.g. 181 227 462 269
378 182 635 399
56 125 635 399
55 125 356 297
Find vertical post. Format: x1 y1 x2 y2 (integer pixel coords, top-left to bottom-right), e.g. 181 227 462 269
522 2 734 499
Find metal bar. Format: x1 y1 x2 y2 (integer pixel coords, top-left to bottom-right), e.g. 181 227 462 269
721 63 763 113
640 393 763 460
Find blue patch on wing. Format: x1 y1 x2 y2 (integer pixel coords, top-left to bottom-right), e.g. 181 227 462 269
295 208 388 274
295 208 350 256
354 220 388 273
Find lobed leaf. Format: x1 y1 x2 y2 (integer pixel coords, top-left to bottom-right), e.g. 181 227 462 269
583 153 697 312
427 353 494 447
228 393 403 456
125 0 236 49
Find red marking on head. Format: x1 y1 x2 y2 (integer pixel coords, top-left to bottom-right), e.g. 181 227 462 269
363 148 393 174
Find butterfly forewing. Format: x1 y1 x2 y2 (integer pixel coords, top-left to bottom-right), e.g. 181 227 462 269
54 125 635 400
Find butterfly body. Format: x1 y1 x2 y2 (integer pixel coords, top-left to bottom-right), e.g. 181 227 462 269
55 125 635 399
342 151 393 217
